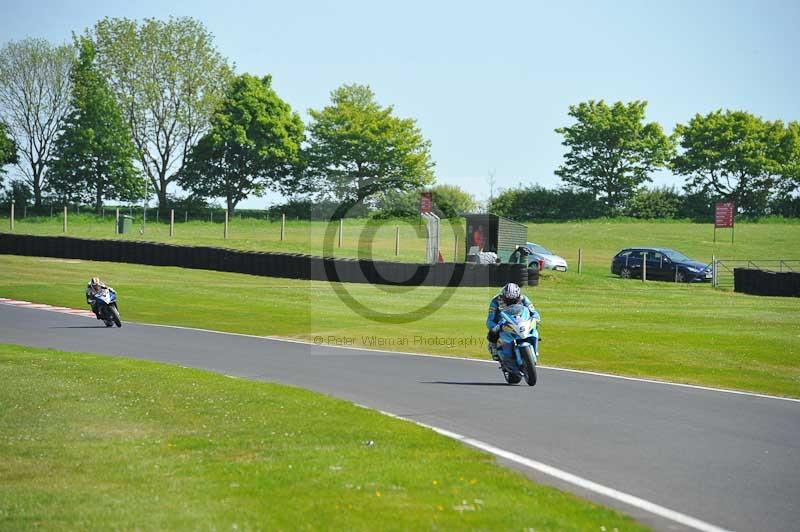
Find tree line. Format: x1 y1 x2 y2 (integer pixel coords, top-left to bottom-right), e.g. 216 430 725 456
0 17 435 217
1 18 798 220
487 101 799 221
488 185 800 222
547 101 799 218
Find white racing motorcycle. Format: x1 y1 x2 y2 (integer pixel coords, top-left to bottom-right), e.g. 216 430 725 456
94 287 122 328
491 304 539 386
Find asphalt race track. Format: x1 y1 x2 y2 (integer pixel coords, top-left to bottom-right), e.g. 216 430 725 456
2 302 799 532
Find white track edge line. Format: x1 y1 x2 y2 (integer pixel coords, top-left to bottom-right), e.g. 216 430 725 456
1 298 798 404
365 406 732 532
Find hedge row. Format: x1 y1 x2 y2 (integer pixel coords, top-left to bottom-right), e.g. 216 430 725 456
734 268 800 297
0 233 538 288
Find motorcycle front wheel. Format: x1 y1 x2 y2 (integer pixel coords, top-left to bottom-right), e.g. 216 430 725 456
503 369 522 384
520 345 537 386
110 305 122 328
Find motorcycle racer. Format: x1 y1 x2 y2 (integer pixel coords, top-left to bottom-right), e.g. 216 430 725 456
86 276 110 320
486 283 539 361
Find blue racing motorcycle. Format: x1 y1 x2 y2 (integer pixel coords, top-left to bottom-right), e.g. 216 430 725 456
493 304 539 386
94 287 122 328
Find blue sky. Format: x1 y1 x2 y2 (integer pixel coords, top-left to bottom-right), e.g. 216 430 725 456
2 0 798 208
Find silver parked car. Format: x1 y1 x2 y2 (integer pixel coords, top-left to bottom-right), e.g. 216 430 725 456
526 242 568 271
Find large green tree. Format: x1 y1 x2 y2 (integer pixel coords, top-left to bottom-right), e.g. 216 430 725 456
778 121 800 196
49 37 143 213
180 74 304 216
555 100 674 214
90 17 232 208
0 121 17 185
0 38 74 207
303 84 435 211
672 110 787 215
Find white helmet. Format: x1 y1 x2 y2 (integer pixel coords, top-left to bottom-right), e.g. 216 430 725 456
501 282 521 302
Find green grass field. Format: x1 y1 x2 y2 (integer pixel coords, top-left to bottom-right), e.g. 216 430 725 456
6 214 799 272
5 213 462 263
1 218 798 529
0 343 644 531
1 253 798 398
526 218 800 278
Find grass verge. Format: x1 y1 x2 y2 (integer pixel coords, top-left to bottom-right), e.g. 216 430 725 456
4 214 460 263
0 343 645 531
7 215 800 270
1 255 799 398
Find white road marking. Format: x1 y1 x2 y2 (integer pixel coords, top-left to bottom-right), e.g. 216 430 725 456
369 407 733 532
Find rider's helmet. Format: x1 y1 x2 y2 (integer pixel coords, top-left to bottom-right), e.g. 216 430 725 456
90 277 102 292
501 282 521 304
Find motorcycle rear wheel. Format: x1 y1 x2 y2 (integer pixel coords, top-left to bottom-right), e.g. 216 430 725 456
520 345 537 386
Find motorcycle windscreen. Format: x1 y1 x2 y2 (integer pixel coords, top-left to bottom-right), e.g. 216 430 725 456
504 304 530 320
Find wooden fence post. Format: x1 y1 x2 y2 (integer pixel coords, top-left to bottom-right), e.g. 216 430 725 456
711 254 716 287
170 209 174 237
642 252 647 282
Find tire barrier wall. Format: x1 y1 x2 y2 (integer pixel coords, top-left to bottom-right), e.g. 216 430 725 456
734 268 800 297
0 233 532 288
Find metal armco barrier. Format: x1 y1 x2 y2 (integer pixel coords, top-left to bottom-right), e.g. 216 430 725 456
0 233 534 287
714 259 798 288
734 268 800 297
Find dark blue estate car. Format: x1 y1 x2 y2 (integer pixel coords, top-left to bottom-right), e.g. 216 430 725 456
611 247 712 282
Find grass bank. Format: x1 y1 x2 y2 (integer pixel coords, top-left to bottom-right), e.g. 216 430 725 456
0 343 645 531
4 213 463 263
1 255 798 398
525 219 800 277
6 215 799 270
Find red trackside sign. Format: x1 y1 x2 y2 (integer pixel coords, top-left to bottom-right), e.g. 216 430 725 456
419 192 432 214
715 202 735 228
